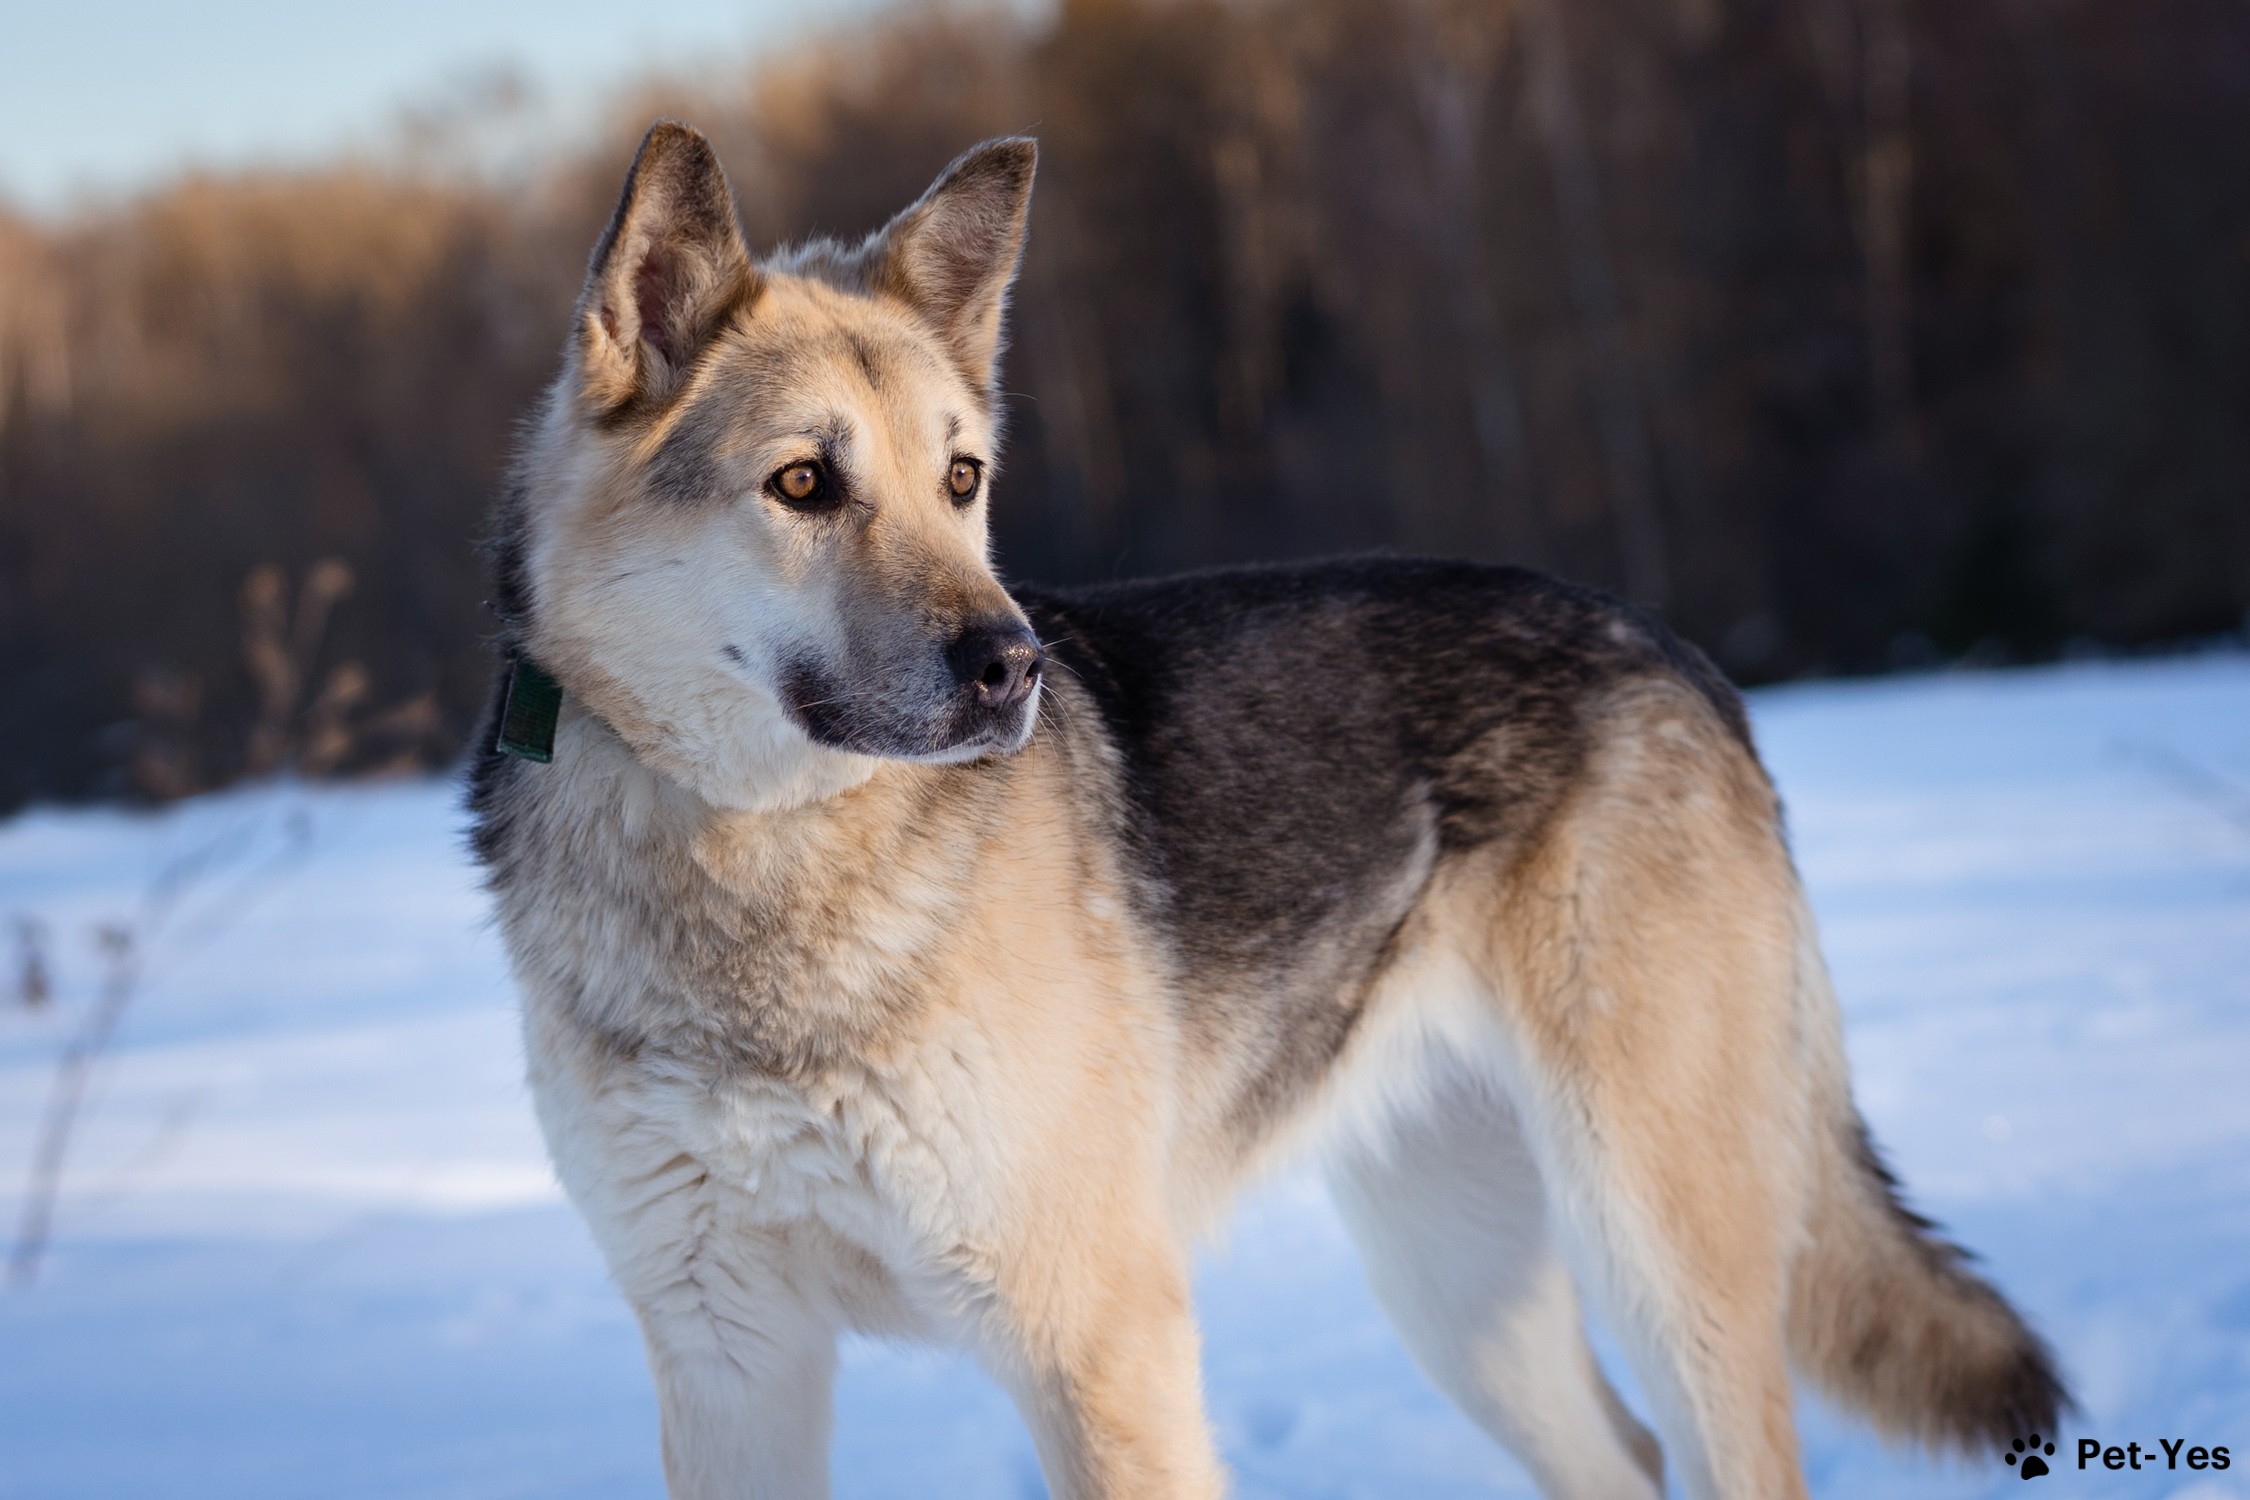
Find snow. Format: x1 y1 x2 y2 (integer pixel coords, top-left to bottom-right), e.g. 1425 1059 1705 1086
3 654 2247 1499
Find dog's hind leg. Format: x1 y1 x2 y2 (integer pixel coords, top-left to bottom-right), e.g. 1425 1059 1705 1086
1462 684 1821 1500
1326 1057 1663 1500
1475 951 1811 1500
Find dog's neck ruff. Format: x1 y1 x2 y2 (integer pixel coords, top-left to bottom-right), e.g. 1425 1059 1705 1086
497 656 564 764
514 660 896 816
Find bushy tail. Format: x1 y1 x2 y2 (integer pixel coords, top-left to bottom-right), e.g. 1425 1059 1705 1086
1782 908 2068 1454
1787 1099 2071 1452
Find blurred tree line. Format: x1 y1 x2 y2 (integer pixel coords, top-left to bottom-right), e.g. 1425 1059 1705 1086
2 0 2246 810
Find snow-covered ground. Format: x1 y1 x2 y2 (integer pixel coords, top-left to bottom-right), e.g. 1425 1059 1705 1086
2 655 2246 1499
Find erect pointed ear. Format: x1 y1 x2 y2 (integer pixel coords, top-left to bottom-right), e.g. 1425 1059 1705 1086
576 122 756 415
865 137 1037 399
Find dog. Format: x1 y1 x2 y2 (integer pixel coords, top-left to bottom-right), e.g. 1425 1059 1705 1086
468 122 2066 1499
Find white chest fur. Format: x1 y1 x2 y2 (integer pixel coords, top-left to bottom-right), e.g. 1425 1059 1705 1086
524 1001 1014 1349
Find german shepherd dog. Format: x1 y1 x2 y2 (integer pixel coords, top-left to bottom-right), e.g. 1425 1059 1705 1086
469 124 2065 1499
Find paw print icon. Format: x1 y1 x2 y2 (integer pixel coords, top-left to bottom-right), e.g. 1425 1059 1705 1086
2006 1434 2057 1479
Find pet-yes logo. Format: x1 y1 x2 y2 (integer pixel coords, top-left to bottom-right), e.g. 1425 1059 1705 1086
2001 1432 2232 1482
2005 1433 2057 1478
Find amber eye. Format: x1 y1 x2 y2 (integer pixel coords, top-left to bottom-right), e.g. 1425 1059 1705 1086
948 457 983 502
769 460 827 508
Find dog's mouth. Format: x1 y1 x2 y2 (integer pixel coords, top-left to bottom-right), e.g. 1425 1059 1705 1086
778 654 1040 761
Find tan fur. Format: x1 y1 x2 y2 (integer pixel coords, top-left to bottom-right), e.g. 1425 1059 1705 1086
484 124 2062 1500
1468 683 1819 1498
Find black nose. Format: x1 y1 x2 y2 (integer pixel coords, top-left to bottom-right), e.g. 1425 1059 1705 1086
947 620 1042 712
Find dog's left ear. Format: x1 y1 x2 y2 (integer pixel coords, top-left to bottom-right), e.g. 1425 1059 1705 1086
577 121 757 415
866 138 1037 398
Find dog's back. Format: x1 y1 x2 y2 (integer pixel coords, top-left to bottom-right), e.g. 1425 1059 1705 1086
1018 560 1734 1144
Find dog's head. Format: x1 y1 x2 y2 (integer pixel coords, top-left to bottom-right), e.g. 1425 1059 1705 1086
508 122 1042 810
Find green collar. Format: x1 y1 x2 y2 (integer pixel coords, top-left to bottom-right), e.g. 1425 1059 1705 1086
497 656 563 764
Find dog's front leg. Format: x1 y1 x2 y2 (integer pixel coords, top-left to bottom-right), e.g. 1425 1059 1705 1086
983 1220 1226 1500
534 1069 840 1499
632 1225 838 1500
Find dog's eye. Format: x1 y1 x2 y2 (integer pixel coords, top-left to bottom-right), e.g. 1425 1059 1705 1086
768 461 829 509
948 457 983 503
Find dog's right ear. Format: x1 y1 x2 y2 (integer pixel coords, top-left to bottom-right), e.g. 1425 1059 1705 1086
576 122 756 415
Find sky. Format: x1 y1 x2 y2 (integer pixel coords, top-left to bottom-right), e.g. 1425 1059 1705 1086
0 0 903 215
